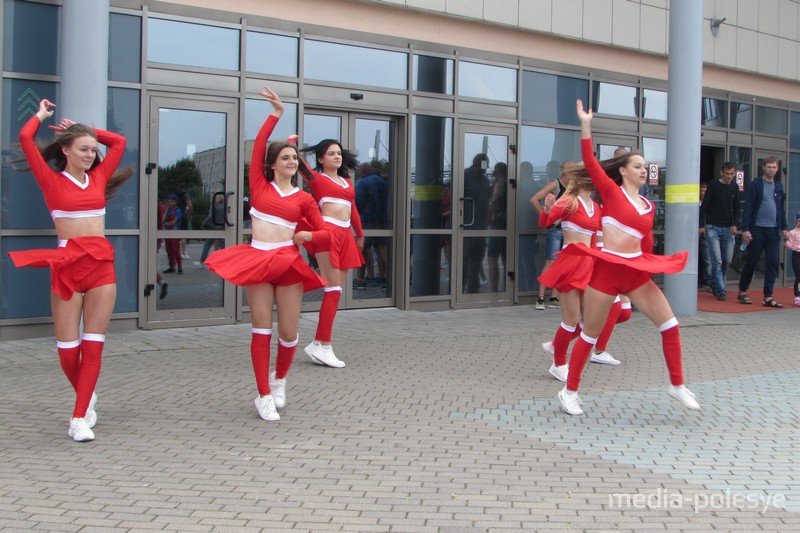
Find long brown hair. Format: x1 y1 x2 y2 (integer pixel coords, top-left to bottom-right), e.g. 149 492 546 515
19 123 133 201
265 142 314 187
570 151 644 187
555 168 599 215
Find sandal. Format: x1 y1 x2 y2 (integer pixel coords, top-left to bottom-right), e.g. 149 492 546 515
762 298 784 308
737 293 752 305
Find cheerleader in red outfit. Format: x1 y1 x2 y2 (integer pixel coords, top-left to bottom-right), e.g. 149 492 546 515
205 87 329 422
9 99 132 442
536 180 601 382
295 138 365 368
556 100 700 416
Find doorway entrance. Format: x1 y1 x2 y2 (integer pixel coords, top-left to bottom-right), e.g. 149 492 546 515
143 95 239 328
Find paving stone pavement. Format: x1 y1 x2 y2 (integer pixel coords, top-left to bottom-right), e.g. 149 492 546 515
2 304 800 532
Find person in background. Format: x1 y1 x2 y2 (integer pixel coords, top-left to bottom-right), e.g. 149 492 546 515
699 162 740 301
785 211 800 307
9 98 132 442
162 194 183 275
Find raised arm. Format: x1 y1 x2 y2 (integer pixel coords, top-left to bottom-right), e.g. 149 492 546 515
19 100 56 185
576 99 615 200
249 86 284 196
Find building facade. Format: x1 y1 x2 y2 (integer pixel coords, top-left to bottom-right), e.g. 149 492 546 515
2 0 799 339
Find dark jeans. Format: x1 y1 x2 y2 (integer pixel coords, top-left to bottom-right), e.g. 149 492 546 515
738 226 781 297
793 250 800 297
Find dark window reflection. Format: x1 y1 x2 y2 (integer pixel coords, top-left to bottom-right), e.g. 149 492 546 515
642 137 667 231
354 236 392 299
3 0 58 75
410 234 450 296
730 102 753 131
522 71 588 126
1 79 58 230
413 55 453 94
755 106 788 135
518 234 545 293
1 236 54 319
109 235 138 313
791 112 800 149
106 88 140 230
702 97 728 127
246 31 298 76
592 81 638 117
304 40 407 89
410 115 453 230
147 18 239 70
109 13 141 83
642 89 667 121
458 61 516 102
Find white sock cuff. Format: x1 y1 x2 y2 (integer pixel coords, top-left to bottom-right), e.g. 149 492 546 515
613 295 621 304
658 317 679 332
82 333 106 343
251 327 273 336
621 302 632 310
56 339 81 349
559 322 577 333
324 286 342 293
279 335 299 348
579 331 598 345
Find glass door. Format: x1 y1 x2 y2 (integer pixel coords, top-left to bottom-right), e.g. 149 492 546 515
144 95 239 327
301 111 397 309
455 123 515 305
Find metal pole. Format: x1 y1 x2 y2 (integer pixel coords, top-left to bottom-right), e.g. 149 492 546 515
664 0 703 316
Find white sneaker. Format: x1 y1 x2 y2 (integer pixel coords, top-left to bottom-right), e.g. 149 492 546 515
548 363 568 382
668 385 701 410
557 388 584 415
181 253 191 260
68 417 95 442
269 371 286 409
535 298 546 310
254 394 280 421
590 351 622 366
85 392 98 428
304 341 346 368
541 341 555 357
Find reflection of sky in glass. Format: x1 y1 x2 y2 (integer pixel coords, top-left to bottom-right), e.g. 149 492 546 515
244 100 297 142
302 114 341 168
355 119 390 163
642 89 668 121
148 18 239 70
304 40 407 89
410 116 452 176
463 133 507 170
158 109 226 166
594 82 638 117
246 32 298 76
642 137 666 166
519 126 580 178
458 61 516 102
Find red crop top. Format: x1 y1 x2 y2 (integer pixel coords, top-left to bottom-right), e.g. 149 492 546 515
19 116 126 219
298 160 364 238
539 195 600 237
249 115 326 230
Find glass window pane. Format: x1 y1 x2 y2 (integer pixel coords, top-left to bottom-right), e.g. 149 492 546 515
410 234 450 296
730 146 752 190
109 13 141 82
458 61 517 102
246 31 298 76
788 153 800 280
106 88 140 229
304 40 407 89
411 115 453 230
702 97 728 127
3 0 58 75
518 126 581 230
413 55 453 94
354 118 393 229
755 106 788 135
730 102 753 131
518 234 546 293
592 82 639 117
642 137 667 231
353 237 392 298
642 89 668 121
792 112 800 149
1 79 58 229
522 71 588 126
108 235 138 313
1 236 56 318
147 18 239 70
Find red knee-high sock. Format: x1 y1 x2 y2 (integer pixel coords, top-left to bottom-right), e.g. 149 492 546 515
552 322 576 366
617 303 632 324
276 336 298 379
316 286 341 343
570 323 583 340
74 334 104 419
595 300 622 352
250 328 272 396
660 319 684 386
57 339 81 390
565 332 597 392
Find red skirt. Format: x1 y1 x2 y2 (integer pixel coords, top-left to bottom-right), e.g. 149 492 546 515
298 221 364 270
538 243 595 293
205 242 326 292
8 236 116 300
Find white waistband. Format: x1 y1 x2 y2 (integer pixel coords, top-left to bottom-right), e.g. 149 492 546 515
320 197 351 208
601 248 643 259
249 207 297 230
250 239 294 251
602 216 644 239
323 216 351 228
51 208 106 220
58 239 68 248
561 221 595 236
